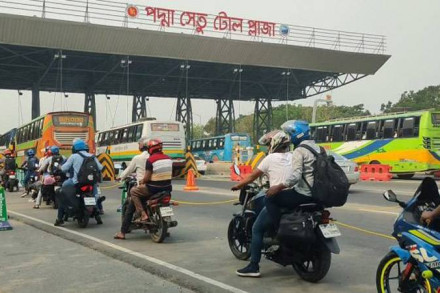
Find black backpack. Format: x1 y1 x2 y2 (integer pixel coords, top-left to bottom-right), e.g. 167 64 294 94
4 157 16 171
77 153 100 186
50 155 64 175
298 144 349 208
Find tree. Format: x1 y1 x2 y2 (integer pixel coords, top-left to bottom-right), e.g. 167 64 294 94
380 85 440 113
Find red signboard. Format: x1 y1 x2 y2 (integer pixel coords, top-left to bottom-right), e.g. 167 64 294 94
127 5 278 37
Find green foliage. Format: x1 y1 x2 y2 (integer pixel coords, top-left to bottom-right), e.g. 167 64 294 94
380 85 440 113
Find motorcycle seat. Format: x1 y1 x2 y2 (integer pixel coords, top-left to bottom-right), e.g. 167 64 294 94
149 191 171 200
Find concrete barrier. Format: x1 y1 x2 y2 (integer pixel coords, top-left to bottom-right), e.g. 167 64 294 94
205 162 232 176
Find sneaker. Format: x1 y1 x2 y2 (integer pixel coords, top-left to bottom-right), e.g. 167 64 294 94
21 192 28 198
54 219 64 226
236 262 261 277
33 205 39 209
28 199 35 203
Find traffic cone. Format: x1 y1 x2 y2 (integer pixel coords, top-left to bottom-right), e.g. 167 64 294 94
184 169 199 191
0 187 12 231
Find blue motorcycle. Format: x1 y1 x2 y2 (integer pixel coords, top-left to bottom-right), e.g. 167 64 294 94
376 178 440 293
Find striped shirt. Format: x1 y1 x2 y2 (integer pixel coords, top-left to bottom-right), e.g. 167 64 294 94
145 152 172 188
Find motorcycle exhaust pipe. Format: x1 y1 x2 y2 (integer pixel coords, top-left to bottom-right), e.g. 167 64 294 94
168 221 178 228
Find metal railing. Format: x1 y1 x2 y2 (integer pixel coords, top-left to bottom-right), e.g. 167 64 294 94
0 0 387 54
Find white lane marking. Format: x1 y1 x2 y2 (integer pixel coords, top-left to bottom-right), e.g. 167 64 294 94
356 209 399 216
8 210 248 293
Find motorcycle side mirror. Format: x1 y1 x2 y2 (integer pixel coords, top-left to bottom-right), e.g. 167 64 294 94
383 190 398 202
233 165 241 176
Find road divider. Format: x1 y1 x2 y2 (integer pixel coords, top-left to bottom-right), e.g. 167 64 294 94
97 153 115 181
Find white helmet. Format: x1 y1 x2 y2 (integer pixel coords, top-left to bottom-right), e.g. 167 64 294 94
258 130 282 146
138 137 149 151
269 131 291 153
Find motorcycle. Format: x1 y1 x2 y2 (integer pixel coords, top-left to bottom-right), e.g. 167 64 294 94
376 178 440 292
4 170 19 192
58 184 105 228
120 176 178 243
28 174 41 200
228 166 341 283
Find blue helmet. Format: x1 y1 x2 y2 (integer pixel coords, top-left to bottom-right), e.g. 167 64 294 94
281 120 310 146
50 146 60 155
27 149 35 157
72 139 87 153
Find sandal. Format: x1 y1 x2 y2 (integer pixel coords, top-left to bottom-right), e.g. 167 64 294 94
113 233 126 240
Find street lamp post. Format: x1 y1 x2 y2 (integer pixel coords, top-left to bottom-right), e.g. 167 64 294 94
312 95 333 123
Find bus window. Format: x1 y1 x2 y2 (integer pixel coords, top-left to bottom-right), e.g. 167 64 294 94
346 124 357 141
135 125 143 141
122 128 129 143
219 138 225 148
366 121 377 140
414 117 420 137
310 127 316 140
332 125 343 142
383 120 394 138
208 140 213 150
196 140 201 149
316 127 327 143
213 139 218 148
402 118 415 137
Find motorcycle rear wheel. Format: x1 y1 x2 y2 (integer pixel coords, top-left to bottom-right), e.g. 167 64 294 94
376 251 432 293
150 210 168 243
292 242 331 283
227 217 251 260
77 211 90 228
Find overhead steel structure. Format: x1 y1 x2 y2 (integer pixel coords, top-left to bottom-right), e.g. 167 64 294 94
0 0 390 141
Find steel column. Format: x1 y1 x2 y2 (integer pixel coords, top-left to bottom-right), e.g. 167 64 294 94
84 92 96 129
132 95 147 122
175 96 193 142
215 98 235 135
253 98 272 142
31 86 40 119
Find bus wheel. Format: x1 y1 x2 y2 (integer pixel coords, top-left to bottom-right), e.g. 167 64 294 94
397 174 414 180
370 160 381 165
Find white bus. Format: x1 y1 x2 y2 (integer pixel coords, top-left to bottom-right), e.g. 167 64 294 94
96 119 186 173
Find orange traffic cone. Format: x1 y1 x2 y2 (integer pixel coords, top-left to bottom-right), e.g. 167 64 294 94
184 169 199 191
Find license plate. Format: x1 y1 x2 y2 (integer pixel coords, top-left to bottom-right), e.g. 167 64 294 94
83 197 96 206
160 206 174 217
9 175 15 179
319 224 341 238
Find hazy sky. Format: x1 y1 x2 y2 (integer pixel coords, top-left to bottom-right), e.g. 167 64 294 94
1 0 439 133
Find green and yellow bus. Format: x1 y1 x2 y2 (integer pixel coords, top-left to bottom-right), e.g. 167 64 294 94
310 110 440 179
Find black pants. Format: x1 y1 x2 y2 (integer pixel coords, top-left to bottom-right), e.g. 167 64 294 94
121 199 136 234
265 189 314 225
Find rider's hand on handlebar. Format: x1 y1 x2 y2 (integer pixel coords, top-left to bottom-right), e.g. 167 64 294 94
231 185 241 191
115 177 122 182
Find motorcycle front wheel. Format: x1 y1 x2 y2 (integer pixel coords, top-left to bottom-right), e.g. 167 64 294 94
150 209 168 243
376 251 432 293
227 216 251 260
292 242 331 283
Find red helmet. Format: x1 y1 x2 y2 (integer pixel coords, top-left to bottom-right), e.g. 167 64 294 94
147 138 163 155
4 149 12 156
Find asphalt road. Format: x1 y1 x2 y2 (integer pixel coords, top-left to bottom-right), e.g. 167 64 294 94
2 178 427 293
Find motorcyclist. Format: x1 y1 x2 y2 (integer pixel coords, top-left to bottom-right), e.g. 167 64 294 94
232 131 292 277
265 120 318 227
54 139 103 226
20 149 40 197
2 149 17 186
130 138 172 223
33 146 66 209
114 137 150 240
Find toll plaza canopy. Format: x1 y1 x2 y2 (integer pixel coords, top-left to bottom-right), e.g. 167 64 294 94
0 0 390 139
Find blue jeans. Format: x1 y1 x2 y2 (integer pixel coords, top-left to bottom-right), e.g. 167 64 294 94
250 207 273 264
265 189 314 226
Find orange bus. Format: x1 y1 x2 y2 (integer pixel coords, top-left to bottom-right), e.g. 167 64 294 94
13 111 95 165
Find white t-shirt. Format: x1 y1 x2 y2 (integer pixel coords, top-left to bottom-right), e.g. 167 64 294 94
257 152 293 187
